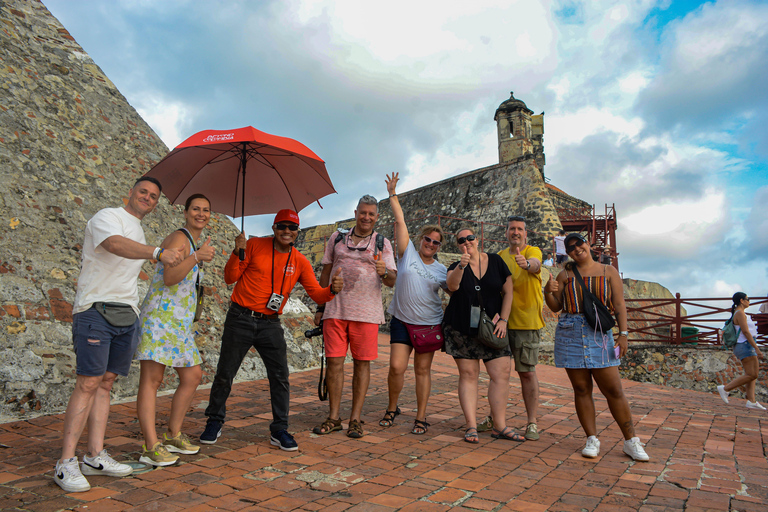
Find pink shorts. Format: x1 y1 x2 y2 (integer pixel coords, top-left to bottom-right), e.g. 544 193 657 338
323 319 379 361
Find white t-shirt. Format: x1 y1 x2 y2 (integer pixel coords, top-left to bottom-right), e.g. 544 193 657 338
387 241 447 325
736 315 757 344
554 235 566 256
760 303 768 314
73 207 147 316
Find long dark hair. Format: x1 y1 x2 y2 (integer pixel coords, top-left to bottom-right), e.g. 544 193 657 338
731 292 747 314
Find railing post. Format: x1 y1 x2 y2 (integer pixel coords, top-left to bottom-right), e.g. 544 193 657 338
674 292 682 344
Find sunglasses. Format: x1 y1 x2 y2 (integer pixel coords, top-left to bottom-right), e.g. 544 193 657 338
346 235 372 252
565 238 586 253
423 235 442 247
275 223 299 231
507 215 526 222
457 234 477 245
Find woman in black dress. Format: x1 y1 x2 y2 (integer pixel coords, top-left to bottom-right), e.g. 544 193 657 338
443 228 523 443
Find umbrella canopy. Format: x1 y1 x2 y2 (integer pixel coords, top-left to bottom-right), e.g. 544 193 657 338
144 126 336 225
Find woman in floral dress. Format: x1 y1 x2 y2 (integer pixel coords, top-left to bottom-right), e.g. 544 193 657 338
135 194 216 466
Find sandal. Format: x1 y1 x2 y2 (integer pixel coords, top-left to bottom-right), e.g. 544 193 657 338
347 419 365 438
378 407 401 427
491 426 525 442
312 417 342 435
411 419 430 435
464 427 479 444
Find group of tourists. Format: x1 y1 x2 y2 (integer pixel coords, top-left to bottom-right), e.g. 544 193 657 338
61 170 768 493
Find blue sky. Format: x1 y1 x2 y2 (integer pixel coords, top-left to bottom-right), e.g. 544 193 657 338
44 0 768 303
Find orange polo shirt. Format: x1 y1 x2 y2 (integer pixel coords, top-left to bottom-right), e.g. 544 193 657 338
225 237 334 315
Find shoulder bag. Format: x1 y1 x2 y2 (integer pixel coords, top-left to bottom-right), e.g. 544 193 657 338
571 266 615 333
405 323 444 353
472 266 508 350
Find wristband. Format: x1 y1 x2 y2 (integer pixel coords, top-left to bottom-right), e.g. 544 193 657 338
389 194 397 198
157 248 165 260
153 247 161 259
619 331 628 337
193 251 199 263
458 264 466 270
526 260 531 270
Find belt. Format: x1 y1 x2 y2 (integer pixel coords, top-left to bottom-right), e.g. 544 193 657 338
230 302 280 322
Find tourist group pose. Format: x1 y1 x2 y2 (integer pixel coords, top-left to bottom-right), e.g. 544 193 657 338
79 170 768 492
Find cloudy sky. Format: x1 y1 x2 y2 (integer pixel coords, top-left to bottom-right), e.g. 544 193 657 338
45 0 767 304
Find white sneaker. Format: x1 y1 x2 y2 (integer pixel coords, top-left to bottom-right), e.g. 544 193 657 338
80 449 133 477
54 457 90 492
581 436 600 458
623 437 650 461
746 401 767 411
717 385 729 404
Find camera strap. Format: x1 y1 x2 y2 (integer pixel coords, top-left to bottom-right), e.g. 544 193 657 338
270 242 293 299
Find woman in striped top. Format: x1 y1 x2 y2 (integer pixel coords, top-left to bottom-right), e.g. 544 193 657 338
544 233 649 462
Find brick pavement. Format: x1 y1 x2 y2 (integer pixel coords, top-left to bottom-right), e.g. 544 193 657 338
1 334 766 511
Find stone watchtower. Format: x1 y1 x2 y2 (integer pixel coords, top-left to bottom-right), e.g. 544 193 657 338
494 92 545 172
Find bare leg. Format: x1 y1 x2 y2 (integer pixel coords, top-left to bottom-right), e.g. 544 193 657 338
60 374 104 460
137 361 166 448
455 358 480 428
724 356 759 398
386 344 412 411
518 370 539 424
592 366 635 440
85 372 118 457
168 365 203 436
413 351 435 421
485 356 511 431
326 357 345 421
350 359 371 421
566 368 596 437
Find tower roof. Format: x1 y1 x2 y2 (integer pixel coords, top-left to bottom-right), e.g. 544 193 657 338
494 91 533 119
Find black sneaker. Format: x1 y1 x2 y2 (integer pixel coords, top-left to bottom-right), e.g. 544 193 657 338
200 421 222 445
270 429 298 451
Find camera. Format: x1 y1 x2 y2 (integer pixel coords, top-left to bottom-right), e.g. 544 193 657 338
304 326 323 338
266 293 284 312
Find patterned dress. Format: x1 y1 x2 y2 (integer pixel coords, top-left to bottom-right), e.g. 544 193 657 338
135 238 202 367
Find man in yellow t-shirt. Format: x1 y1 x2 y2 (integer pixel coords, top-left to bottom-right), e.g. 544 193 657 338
498 215 544 441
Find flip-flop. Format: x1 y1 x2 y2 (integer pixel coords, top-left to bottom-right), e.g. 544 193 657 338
411 419 430 435
378 407 401 427
491 426 525 442
464 427 479 444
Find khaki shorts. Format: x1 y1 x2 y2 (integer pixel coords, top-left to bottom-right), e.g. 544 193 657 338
509 329 540 372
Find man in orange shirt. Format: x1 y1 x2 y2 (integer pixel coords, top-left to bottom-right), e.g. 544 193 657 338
200 209 343 451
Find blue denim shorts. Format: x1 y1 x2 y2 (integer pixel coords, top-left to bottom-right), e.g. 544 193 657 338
72 307 140 377
554 313 619 369
734 342 757 360
389 316 412 346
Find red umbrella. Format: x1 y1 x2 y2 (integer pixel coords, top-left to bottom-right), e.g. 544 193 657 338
144 126 336 234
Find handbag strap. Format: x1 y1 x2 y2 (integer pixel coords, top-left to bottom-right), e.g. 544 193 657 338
571 266 594 312
177 228 201 289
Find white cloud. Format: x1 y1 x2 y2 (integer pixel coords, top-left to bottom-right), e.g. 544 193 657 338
135 96 196 149
621 188 725 236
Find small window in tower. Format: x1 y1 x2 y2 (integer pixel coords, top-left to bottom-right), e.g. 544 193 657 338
509 120 514 137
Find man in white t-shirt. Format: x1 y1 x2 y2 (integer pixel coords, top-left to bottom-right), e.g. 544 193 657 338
312 195 396 439
54 177 184 493
554 229 567 268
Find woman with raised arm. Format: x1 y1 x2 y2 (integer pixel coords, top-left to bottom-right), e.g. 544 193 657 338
443 227 521 444
135 194 216 466
379 172 448 435
716 292 764 410
544 232 649 461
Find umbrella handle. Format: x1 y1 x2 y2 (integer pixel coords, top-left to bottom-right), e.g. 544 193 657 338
239 248 245 261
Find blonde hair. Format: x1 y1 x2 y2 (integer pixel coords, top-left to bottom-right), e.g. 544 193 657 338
416 225 443 245
455 225 475 240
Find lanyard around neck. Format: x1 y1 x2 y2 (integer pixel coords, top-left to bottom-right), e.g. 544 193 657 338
271 242 292 297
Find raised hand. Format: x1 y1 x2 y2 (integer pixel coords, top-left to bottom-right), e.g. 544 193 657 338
385 172 399 197
234 232 247 252
196 237 216 262
514 246 527 268
545 277 560 294
459 243 471 268
331 268 344 293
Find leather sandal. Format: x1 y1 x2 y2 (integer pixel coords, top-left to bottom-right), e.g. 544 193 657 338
491 426 525 442
411 419 430 435
312 417 342 435
464 427 479 444
347 419 365 438
378 407 401 427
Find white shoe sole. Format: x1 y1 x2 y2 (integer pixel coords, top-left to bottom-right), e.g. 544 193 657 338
270 438 299 452
80 463 133 477
581 450 599 458
54 474 90 493
138 455 178 467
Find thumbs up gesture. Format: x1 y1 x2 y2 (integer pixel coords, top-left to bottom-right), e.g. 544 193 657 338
459 244 471 268
195 237 216 263
545 277 560 294
514 247 528 269
331 268 344 294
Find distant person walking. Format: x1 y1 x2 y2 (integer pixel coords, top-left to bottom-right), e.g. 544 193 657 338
379 173 447 435
716 292 765 410
135 194 216 467
544 233 649 461
554 229 567 268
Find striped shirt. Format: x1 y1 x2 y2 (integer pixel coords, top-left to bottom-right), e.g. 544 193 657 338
560 268 613 314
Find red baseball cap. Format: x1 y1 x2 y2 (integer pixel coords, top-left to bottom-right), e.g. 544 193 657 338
273 209 300 225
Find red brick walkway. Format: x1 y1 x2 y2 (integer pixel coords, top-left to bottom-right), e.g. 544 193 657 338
1 334 766 511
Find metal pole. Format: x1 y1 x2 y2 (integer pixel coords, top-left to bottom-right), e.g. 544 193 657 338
239 142 247 260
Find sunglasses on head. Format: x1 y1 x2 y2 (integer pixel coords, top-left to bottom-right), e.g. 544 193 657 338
275 223 299 231
457 234 476 245
565 238 586 253
507 215 526 222
423 235 442 247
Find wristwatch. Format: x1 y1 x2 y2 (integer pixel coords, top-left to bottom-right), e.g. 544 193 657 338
525 260 531 270
619 331 629 337
383 269 389 279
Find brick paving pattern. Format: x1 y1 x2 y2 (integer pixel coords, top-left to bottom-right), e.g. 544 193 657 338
1 334 766 511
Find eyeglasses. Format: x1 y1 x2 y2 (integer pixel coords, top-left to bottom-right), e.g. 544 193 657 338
275 223 299 231
457 234 477 245
423 235 442 247
507 215 526 222
565 238 586 253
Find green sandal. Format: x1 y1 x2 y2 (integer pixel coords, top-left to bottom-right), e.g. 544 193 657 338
378 407 401 427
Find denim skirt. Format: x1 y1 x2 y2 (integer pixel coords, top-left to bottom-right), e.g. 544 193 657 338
734 341 757 360
554 313 619 369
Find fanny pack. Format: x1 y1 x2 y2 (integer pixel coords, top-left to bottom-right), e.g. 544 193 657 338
93 302 137 327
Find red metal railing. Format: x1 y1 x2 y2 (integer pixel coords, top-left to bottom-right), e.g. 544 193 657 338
625 294 768 346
